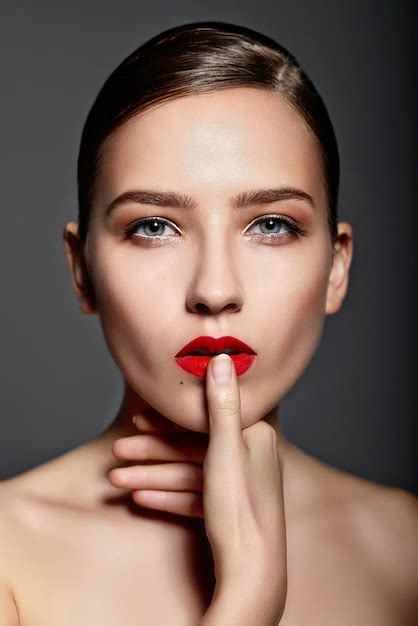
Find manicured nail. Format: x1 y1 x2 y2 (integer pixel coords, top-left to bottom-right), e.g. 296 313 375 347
211 353 232 384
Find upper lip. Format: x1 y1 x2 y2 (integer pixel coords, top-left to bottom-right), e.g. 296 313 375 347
175 335 257 357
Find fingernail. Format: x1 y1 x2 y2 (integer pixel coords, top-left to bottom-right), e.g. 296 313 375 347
211 353 232 384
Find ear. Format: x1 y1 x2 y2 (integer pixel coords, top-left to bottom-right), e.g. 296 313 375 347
325 221 354 315
62 222 97 315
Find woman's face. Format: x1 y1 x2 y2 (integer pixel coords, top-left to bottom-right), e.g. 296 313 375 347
79 87 340 432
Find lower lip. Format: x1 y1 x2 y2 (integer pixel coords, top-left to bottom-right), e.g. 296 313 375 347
174 353 256 379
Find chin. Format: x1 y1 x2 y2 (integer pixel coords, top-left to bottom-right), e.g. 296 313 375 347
142 377 280 434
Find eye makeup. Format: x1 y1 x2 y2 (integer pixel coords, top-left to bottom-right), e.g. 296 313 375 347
121 214 308 247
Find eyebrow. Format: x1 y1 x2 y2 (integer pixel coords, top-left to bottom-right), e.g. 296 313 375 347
104 186 316 219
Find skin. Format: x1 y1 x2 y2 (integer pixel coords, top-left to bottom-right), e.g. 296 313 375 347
0 87 417 625
72 87 347 437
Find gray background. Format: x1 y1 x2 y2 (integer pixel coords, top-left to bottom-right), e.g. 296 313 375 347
1 1 416 494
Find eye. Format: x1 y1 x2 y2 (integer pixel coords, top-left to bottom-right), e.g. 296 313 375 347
245 215 307 244
124 217 180 245
123 214 307 247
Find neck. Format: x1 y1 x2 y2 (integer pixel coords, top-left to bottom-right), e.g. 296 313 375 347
100 381 152 443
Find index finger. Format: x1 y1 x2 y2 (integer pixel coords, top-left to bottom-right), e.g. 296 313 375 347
205 354 244 451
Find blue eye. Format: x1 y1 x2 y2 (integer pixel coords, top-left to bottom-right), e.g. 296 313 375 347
125 218 179 240
123 214 307 246
245 215 307 243
122 217 180 248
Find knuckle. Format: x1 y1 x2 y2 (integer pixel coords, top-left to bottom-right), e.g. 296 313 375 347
179 464 202 489
215 395 240 417
243 420 277 446
257 420 277 440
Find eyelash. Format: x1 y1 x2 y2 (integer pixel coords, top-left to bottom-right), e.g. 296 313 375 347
123 215 308 246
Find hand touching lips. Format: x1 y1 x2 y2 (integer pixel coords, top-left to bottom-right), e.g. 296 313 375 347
108 354 287 623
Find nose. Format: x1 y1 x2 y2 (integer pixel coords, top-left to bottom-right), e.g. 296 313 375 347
186 241 244 316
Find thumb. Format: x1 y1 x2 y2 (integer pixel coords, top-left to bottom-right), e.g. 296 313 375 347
206 353 243 450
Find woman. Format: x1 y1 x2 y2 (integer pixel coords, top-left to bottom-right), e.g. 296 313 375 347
0 21 416 625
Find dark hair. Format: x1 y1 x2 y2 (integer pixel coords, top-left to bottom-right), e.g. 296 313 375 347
77 21 339 250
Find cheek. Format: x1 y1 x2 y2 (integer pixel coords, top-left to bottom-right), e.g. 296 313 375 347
276 261 328 373
88 246 181 376
240 245 331 423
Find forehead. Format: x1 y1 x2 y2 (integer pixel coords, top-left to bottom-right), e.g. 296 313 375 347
96 87 325 204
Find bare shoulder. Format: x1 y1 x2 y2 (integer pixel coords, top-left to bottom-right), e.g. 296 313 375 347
0 482 26 625
0 466 78 626
310 455 418 562
0 465 62 580
352 481 418 596
286 447 418 625
0 478 23 553
284 467 418 626
0 477 33 562
327 469 418 623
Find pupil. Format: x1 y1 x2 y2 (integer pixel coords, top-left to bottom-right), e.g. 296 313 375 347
261 218 281 233
145 221 164 236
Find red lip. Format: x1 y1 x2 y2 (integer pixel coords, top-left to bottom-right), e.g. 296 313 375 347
174 335 257 379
